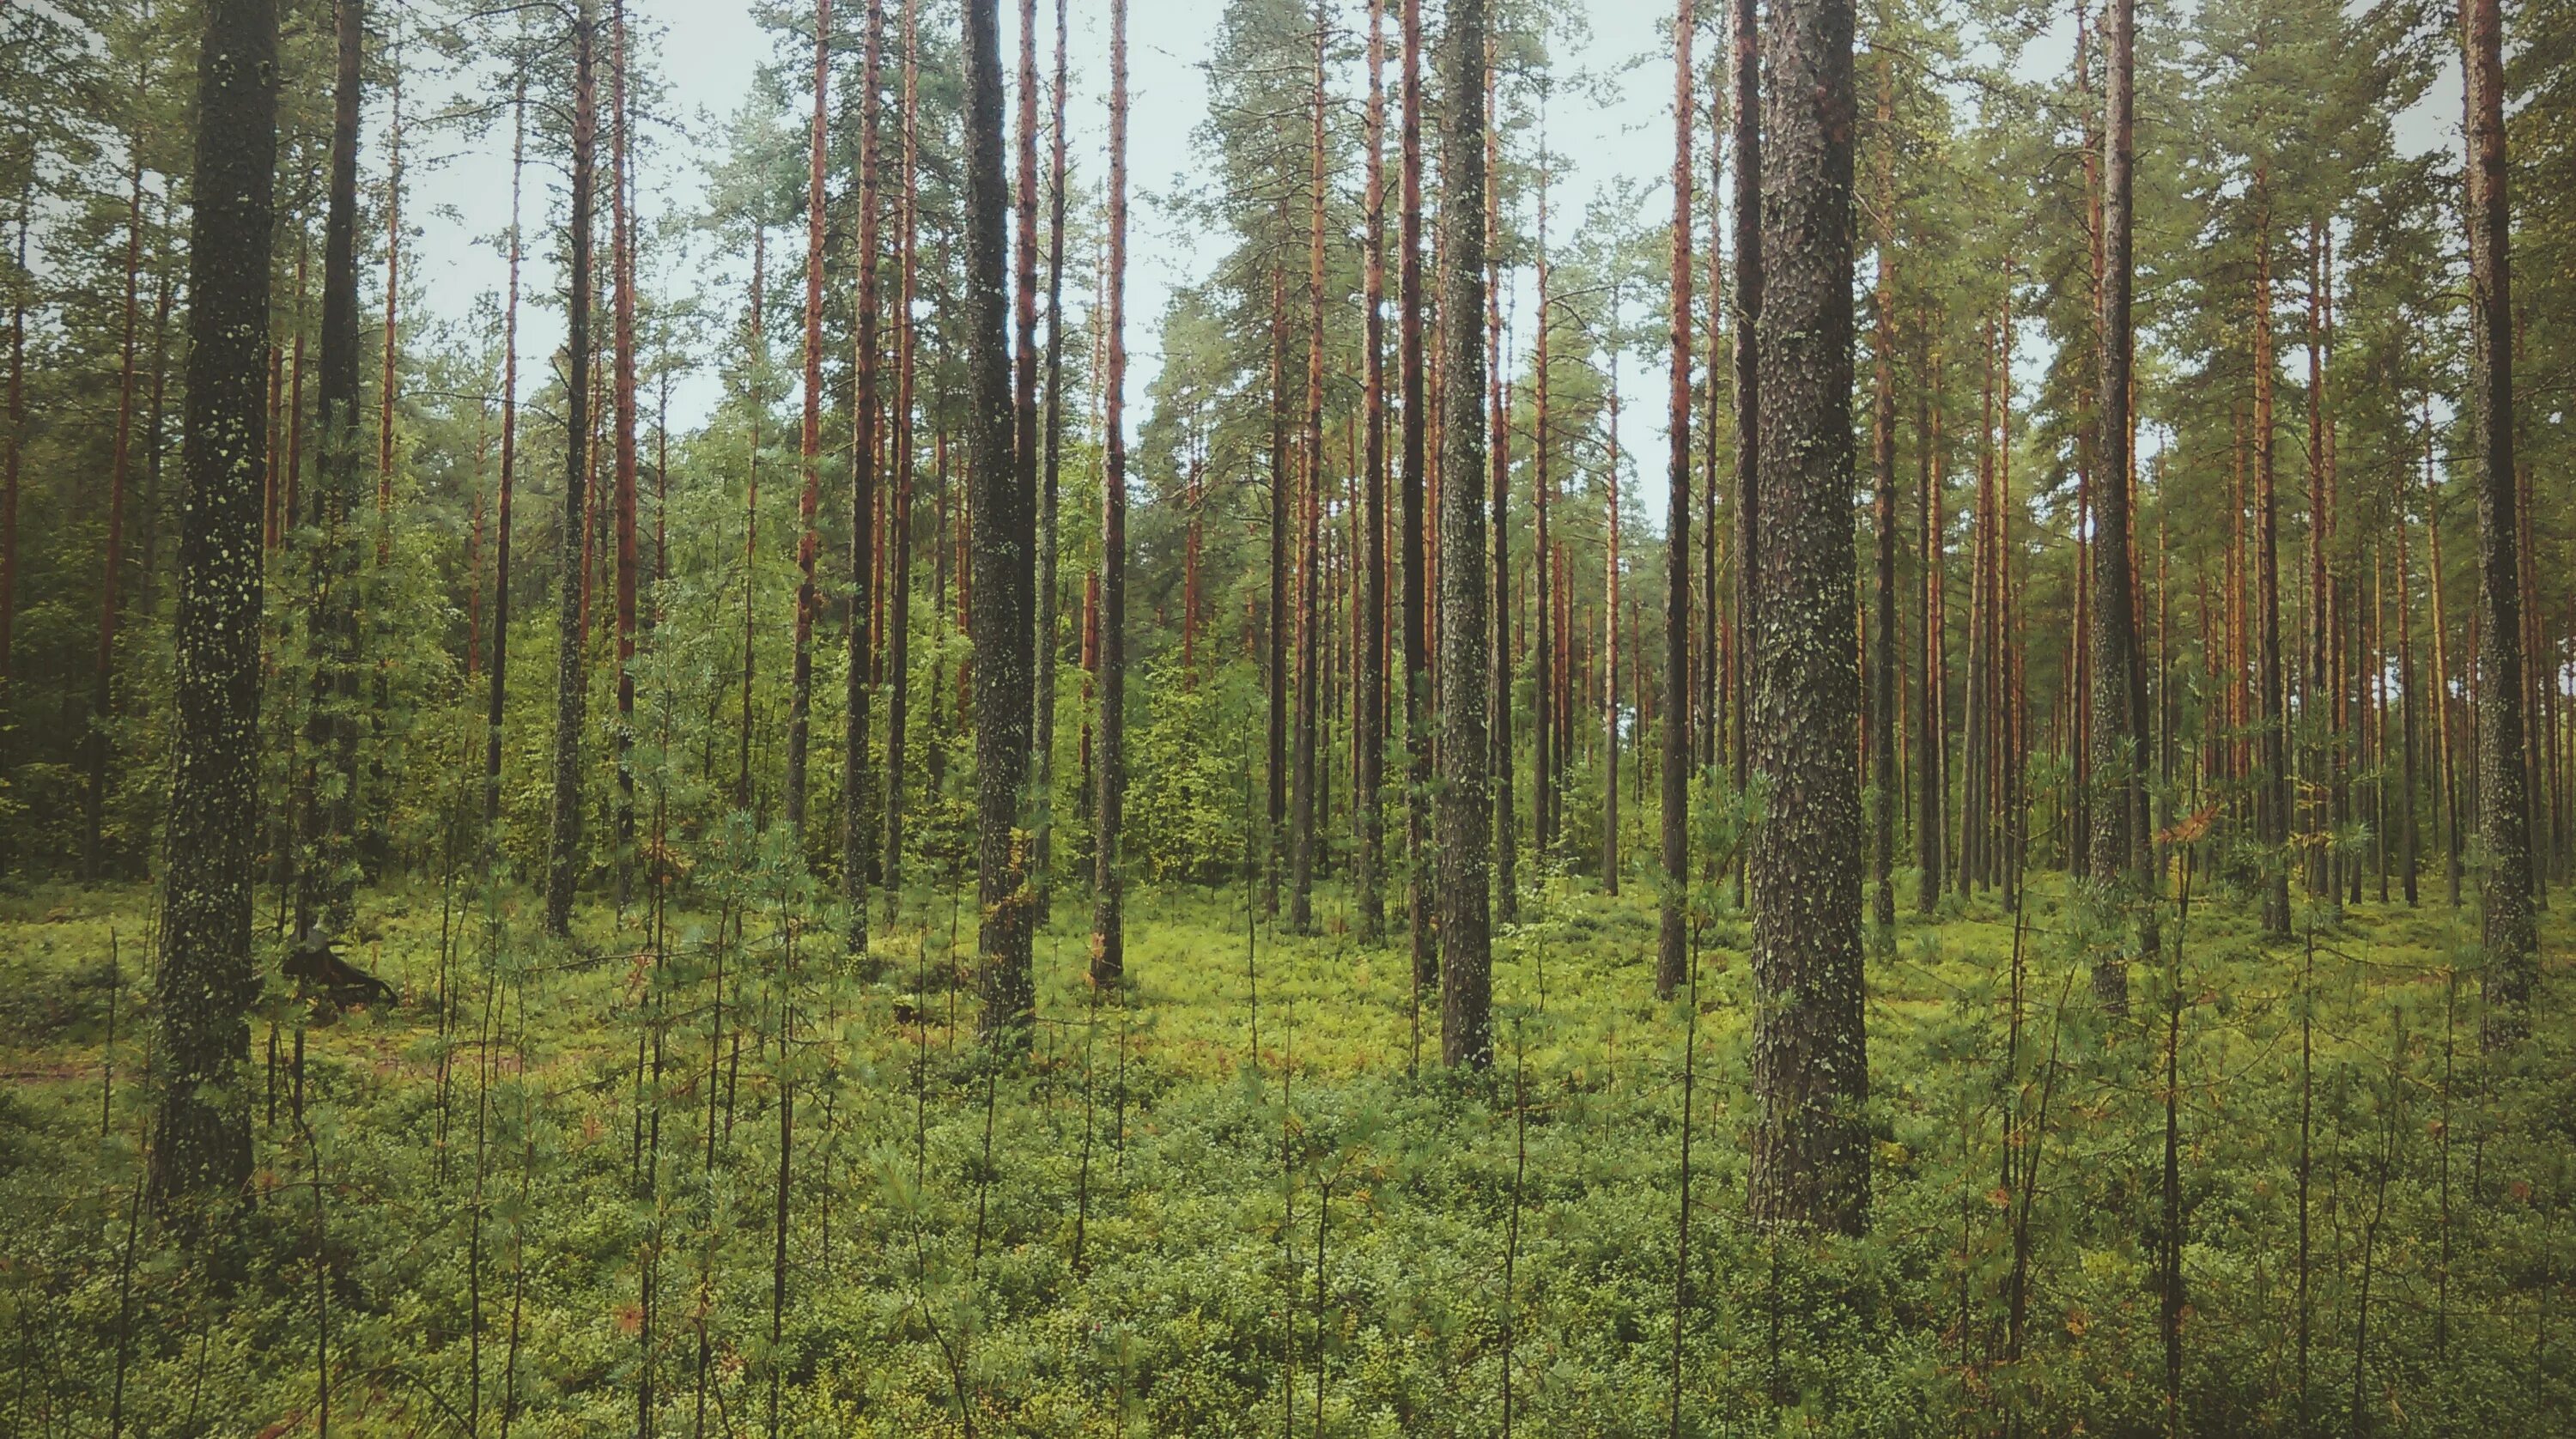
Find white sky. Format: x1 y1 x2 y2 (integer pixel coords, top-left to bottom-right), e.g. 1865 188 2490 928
398 0 2464 532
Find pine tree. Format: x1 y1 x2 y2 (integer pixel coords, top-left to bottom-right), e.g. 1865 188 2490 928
963 0 1036 1048
2464 0 2535 1043
149 0 277 1231
545 0 599 936
1658 0 1696 1000
1094 0 1130 985
2087 0 2146 1009
1436 0 1492 1070
1747 0 1868 1233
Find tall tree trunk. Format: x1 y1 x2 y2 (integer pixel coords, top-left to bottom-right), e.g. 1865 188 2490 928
2252 170 2288 936
1 171 25 872
301 0 367 937
544 1 598 936
1436 0 1492 1070
611 1 640 891
483 80 526 834
1290 4 1327 935
1603 334 1622 895
1031 0 1069 911
1728 0 1762 790
1093 0 1129 985
1356 0 1388 942
1401 0 1433 992
2464 0 2534 1041
1533 149 1555 860
88 146 144 879
1011 0 1041 917
1659 0 1697 1000
2087 0 2145 1009
1916 333 1942 911
881 4 920 920
1267 270 1289 914
963 0 1036 1048
1746 0 1868 1234
149 0 276 1231
784 0 829 841
1866 54 1895 938
846 0 885 951
737 228 765 811
1487 46 1516 926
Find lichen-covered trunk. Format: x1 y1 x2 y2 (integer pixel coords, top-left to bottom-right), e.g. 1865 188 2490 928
963 0 1036 1048
1747 0 1868 1235
1435 0 1492 1071
149 0 277 1230
2464 0 2534 1041
2086 0 2145 1010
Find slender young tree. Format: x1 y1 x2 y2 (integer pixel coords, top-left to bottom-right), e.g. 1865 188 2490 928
483 79 526 834
149 0 277 1230
1729 0 1762 786
963 0 1036 1047
87 135 145 879
2464 0 2534 1041
1093 0 1129 985
610 0 641 880
544 0 599 936
1747 0 1868 1233
1437 0 1492 1070
1916 330 1942 911
2087 0 2147 1010
846 0 885 952
1355 0 1388 943
784 0 829 840
1658 0 1696 1000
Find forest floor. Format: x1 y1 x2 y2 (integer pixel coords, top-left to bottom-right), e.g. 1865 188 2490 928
2 863 2570 1436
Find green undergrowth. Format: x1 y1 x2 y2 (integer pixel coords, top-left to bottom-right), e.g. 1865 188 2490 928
1 865 2569 1436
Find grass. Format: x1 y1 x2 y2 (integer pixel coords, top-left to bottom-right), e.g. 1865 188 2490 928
1 855 2568 1436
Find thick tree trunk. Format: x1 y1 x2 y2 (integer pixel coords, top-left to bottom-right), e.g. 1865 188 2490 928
149 0 277 1230
1436 0 1492 1070
2086 0 2145 1009
2464 0 2534 1041
1659 0 1696 1000
1093 0 1129 985
544 2 598 936
1747 0 1868 1234
963 0 1036 1047
1 175 24 871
